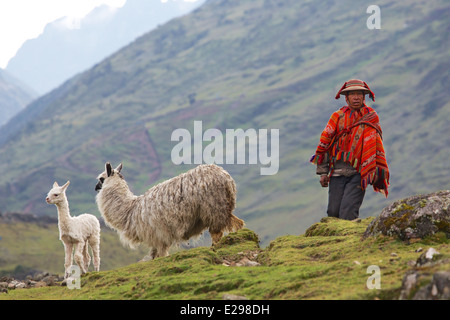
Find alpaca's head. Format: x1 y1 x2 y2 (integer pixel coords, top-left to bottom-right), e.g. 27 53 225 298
46 181 70 205
95 162 123 192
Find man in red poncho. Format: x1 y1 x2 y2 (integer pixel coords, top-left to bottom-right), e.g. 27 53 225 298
310 79 390 220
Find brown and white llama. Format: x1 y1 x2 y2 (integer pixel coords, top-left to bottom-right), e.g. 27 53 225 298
95 163 244 261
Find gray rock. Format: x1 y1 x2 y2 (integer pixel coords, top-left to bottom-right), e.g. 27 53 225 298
0 270 62 291
42 275 60 286
412 271 450 300
363 190 450 240
399 249 450 300
416 248 441 267
399 273 419 300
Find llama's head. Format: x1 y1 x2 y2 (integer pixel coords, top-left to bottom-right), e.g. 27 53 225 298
46 181 70 204
95 162 123 192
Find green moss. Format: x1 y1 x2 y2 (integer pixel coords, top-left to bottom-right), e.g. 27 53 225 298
392 203 415 214
214 228 260 249
434 221 450 235
304 217 370 237
418 200 427 208
422 232 449 244
382 204 416 231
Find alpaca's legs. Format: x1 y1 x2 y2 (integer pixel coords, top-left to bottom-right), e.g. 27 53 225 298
89 235 101 272
64 242 74 279
83 242 91 271
74 242 87 274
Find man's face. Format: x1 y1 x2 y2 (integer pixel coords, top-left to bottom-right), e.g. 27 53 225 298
345 91 364 110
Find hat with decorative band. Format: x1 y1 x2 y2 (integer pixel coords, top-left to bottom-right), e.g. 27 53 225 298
335 79 375 101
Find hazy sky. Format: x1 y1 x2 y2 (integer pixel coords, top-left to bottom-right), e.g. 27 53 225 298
0 0 199 69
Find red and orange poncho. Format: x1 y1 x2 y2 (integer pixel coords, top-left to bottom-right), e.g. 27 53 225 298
310 104 390 197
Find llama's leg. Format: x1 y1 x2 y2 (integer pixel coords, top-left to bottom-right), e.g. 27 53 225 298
74 242 87 274
140 248 158 262
155 245 169 258
90 235 101 272
210 231 223 245
160 248 170 257
64 242 74 279
83 241 91 272
148 248 158 260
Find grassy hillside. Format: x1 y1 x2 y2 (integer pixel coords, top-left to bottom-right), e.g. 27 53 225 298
0 219 148 277
2 218 448 300
0 0 448 247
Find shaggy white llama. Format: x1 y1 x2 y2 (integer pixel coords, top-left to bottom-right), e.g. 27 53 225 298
95 162 244 261
46 181 100 278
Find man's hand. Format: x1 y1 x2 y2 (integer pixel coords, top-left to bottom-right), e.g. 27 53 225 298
320 175 329 188
372 172 386 189
373 173 379 184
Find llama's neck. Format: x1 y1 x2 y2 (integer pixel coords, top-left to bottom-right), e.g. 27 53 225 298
97 177 138 231
55 198 72 227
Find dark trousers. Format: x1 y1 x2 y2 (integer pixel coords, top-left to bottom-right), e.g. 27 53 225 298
327 173 365 220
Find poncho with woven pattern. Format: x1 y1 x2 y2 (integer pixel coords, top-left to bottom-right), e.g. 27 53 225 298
310 105 390 197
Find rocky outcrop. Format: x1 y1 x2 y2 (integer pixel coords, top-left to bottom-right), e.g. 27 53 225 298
363 190 450 240
363 192 450 299
0 272 63 294
399 248 450 300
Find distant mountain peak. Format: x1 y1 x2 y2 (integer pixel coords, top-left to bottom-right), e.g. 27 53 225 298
5 0 205 95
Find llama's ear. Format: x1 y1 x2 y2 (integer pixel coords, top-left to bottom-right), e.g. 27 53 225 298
62 181 70 190
106 162 113 177
53 181 59 188
115 163 123 173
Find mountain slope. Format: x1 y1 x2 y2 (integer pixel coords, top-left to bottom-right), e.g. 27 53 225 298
0 0 449 246
0 69 37 126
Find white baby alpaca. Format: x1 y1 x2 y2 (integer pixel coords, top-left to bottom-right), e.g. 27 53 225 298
46 181 100 278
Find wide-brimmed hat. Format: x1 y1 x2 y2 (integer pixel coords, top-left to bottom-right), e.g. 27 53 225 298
335 79 375 101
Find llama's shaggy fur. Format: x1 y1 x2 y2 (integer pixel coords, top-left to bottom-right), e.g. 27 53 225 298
46 181 100 278
95 163 244 260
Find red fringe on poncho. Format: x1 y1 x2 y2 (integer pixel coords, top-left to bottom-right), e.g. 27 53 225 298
310 105 390 197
